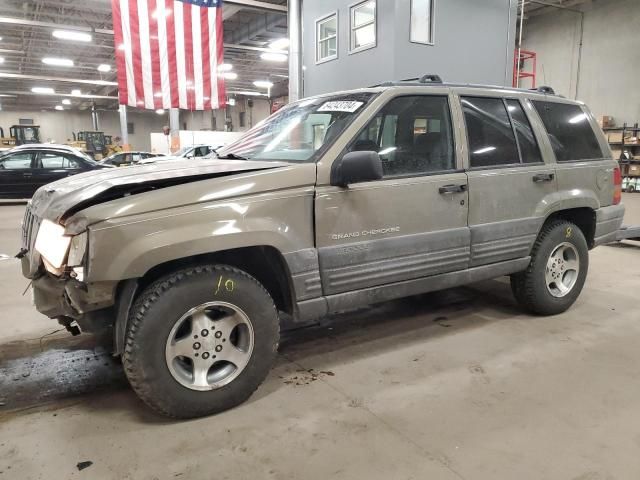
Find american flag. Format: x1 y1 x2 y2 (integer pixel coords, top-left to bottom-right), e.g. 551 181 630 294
111 0 225 110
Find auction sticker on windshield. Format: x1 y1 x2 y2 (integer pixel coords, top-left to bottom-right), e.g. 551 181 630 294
317 101 364 113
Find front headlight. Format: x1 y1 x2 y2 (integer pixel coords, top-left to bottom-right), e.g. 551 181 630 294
68 232 88 267
34 219 72 269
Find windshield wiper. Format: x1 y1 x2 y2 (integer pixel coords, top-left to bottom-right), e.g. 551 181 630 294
216 152 248 160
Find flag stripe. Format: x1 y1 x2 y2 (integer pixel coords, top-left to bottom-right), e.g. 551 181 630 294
111 0 128 105
147 0 162 110
155 0 171 109
183 2 195 110
200 7 211 110
137 0 154 109
216 10 225 108
165 0 179 109
192 6 204 110
111 0 225 111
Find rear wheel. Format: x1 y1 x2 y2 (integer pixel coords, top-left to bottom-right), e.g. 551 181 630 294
123 265 279 418
511 220 588 315
628 185 636 193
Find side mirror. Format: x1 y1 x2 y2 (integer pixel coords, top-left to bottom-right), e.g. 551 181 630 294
330 151 383 187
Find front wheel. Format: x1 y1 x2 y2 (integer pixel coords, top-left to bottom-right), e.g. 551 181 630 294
628 185 636 193
511 220 588 315
122 265 279 418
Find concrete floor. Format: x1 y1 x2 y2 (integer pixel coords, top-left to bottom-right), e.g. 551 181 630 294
1 195 640 480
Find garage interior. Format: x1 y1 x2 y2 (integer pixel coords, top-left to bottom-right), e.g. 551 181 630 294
1 0 640 479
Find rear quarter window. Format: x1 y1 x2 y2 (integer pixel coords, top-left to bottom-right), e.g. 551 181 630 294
532 101 603 162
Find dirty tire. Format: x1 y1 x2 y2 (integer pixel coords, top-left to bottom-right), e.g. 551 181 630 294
122 265 279 419
510 220 588 316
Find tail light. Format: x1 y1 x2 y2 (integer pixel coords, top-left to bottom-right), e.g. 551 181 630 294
613 166 622 205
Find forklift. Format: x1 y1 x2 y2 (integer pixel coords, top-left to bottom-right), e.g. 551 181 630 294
69 131 108 160
0 125 41 151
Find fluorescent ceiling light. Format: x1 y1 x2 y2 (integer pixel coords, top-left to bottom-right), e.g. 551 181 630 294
260 52 288 62
62 99 71 105
32 87 55 94
0 57 4 64
253 80 273 89
71 89 81 96
97 64 111 72
155 109 165 115
218 63 233 72
222 72 238 80
55 105 64 111
42 57 74 67
52 30 92 42
269 38 289 50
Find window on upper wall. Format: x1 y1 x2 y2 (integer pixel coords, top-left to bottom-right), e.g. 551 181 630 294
532 100 603 162
350 1 376 53
410 0 434 44
316 13 338 63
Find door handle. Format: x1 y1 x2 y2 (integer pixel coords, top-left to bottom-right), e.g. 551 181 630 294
439 184 467 195
532 173 554 183
22 173 32 177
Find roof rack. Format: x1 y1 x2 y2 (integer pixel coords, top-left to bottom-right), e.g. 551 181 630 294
371 74 443 87
531 85 555 95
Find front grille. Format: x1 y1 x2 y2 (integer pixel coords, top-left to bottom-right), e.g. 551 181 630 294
21 205 40 252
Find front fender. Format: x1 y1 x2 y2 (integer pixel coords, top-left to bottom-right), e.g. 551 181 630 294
86 190 314 281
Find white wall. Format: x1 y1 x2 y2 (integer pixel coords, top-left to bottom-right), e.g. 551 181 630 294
0 98 271 151
522 0 640 125
0 109 166 151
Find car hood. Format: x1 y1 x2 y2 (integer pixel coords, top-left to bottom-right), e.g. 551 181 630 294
29 158 289 222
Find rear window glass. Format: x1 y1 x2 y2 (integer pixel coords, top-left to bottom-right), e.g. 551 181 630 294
506 99 543 164
462 97 519 168
532 101 603 162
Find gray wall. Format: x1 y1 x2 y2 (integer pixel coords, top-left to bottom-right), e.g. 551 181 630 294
302 0 517 96
522 0 640 124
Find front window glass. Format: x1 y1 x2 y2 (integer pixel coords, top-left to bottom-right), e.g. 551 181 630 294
0 152 32 169
350 95 455 177
217 93 376 163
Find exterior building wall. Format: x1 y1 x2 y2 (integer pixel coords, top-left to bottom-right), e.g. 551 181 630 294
302 0 518 97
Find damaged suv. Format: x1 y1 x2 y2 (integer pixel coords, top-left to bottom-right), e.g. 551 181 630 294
19 77 625 418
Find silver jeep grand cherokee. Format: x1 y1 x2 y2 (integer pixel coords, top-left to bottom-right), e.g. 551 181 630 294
19 77 625 418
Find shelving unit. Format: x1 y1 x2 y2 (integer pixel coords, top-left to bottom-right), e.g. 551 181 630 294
603 123 640 178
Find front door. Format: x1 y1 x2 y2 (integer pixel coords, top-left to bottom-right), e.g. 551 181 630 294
315 94 470 296
0 151 36 198
31 152 83 196
459 95 557 266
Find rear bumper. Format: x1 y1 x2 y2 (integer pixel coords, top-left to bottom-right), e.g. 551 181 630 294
593 204 625 246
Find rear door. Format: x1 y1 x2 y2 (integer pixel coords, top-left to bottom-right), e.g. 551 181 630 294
315 92 470 296
459 94 557 266
0 151 36 198
31 151 84 195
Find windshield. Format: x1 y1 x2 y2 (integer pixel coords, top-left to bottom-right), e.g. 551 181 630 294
217 92 375 162
175 146 194 156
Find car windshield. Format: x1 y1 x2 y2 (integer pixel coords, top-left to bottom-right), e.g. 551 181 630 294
216 92 376 163
175 146 194 156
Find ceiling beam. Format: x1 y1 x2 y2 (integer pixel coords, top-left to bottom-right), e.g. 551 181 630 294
0 16 113 35
1 90 118 100
0 72 118 86
225 0 287 13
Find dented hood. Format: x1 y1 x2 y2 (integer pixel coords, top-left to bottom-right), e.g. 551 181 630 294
29 159 287 221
